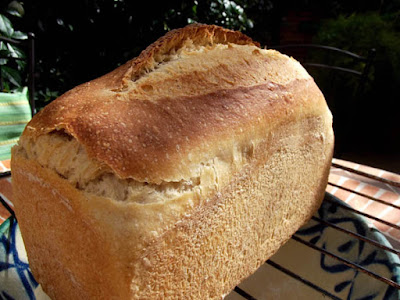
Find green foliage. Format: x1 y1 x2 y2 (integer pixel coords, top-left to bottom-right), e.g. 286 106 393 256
0 1 61 107
3 0 399 115
17 0 258 110
164 0 254 32
37 87 59 103
313 11 400 150
0 6 27 92
315 12 400 83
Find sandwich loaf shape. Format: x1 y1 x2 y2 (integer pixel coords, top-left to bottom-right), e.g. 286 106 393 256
11 24 334 299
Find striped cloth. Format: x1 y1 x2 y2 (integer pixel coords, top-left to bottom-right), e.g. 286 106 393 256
0 87 31 160
0 159 11 223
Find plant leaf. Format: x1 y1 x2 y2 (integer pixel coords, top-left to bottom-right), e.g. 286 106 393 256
2 81 11 92
11 31 27 40
1 66 22 87
0 14 14 37
16 59 26 69
0 49 9 56
7 1 25 18
7 43 25 59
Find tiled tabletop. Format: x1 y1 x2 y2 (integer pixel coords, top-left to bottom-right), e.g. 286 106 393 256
328 158 400 246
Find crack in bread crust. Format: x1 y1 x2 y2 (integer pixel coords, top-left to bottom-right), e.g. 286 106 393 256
17 129 249 204
123 23 259 85
11 24 334 300
19 24 315 184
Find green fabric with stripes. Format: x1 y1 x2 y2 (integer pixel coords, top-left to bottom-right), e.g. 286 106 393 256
0 87 31 160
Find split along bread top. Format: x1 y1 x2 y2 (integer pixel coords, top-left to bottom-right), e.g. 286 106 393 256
17 24 332 201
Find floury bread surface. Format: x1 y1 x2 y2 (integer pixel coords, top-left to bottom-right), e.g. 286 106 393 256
11 24 334 299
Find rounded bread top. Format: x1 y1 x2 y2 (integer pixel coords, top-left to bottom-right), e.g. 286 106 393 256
22 24 325 184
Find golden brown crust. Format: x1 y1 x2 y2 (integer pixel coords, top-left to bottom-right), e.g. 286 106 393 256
12 114 333 300
22 22 321 184
25 77 323 184
124 23 259 84
12 24 334 299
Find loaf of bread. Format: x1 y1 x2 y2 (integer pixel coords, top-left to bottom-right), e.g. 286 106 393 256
11 24 334 299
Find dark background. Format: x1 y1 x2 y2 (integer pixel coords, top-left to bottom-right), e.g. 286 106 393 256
1 0 399 172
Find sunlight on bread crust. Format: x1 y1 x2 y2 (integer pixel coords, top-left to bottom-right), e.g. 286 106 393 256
11 24 334 300
17 130 254 204
127 43 309 101
15 42 311 204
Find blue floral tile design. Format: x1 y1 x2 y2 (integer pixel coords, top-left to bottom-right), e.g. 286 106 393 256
0 218 38 300
292 193 400 299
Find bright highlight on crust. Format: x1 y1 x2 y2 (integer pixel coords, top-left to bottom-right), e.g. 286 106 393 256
11 24 334 300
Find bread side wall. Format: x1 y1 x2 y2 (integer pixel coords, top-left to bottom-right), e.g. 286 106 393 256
11 154 130 300
129 115 333 299
11 112 333 300
10 24 334 299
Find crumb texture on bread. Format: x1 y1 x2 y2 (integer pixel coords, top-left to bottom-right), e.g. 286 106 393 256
11 24 334 300
11 113 333 300
15 24 328 206
17 24 320 186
